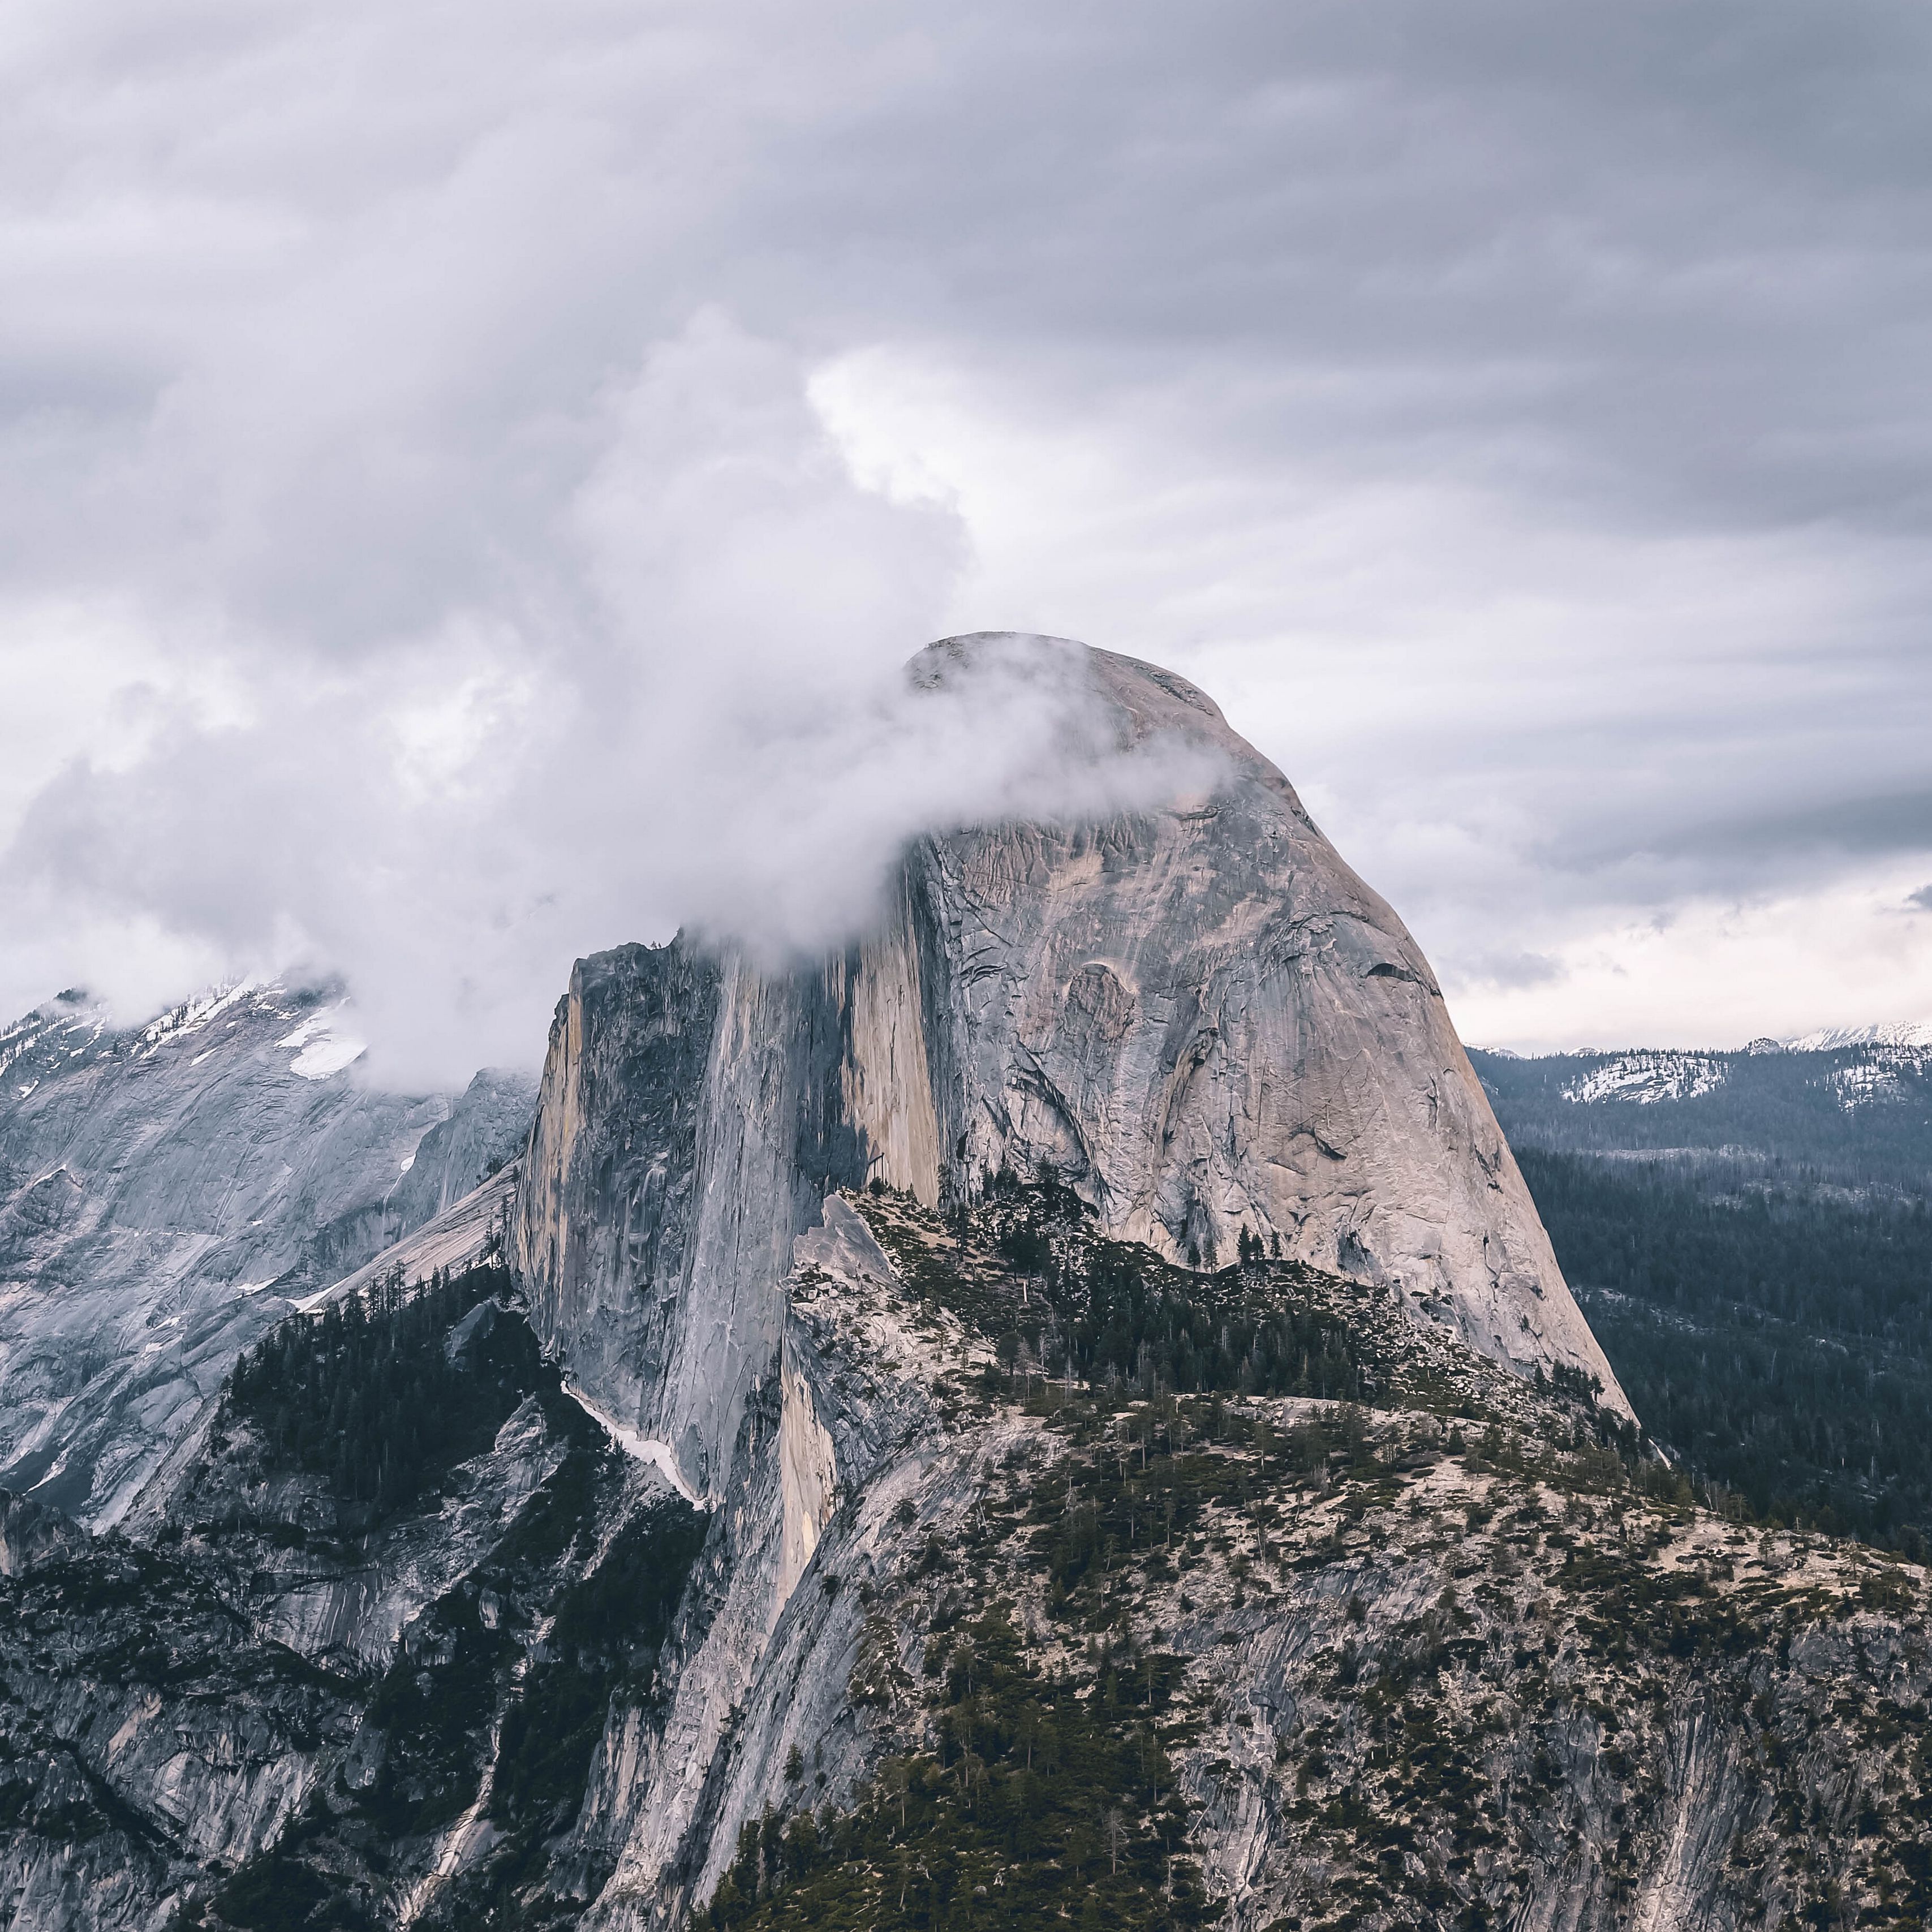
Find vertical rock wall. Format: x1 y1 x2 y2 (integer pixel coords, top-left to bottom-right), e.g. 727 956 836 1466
513 636 1631 1490
512 945 877 1501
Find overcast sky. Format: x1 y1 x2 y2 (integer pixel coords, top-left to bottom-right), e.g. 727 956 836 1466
3 0 1931 1081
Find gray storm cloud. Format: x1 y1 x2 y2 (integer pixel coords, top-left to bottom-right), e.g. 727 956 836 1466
3 0 1931 1064
0 323 1223 1085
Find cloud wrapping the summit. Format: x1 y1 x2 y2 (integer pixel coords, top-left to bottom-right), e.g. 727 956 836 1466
3 0 1932 1065
1 322 1223 1084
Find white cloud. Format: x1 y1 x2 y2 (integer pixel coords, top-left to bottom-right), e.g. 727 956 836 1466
5 0 1932 1071
1445 859 1932 1053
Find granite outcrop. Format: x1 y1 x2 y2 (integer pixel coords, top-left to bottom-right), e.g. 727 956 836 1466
514 635 1628 1516
0 983 534 1527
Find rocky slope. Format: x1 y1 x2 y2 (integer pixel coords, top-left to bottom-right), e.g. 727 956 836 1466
0 1263 706 1932
10 634 1927 1932
0 983 533 1528
515 635 1626 1527
2 1193 1927 1932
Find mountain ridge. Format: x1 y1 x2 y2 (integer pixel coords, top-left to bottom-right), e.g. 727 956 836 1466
0 980 535 1527
513 635 1628 1522
2 1189 1927 1932
9 635 1930 1931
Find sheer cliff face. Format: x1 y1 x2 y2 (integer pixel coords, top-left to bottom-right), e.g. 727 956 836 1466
899 644 1624 1410
514 637 1628 1501
513 943 870 1501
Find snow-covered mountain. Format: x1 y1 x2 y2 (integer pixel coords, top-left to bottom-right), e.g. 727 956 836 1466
0 983 534 1526
1784 1018 1932 1051
1559 1049 1728 1107
1473 1030 1932 1184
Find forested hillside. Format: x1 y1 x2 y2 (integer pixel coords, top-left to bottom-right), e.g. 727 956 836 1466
1471 1040 1932 1185
1473 1044 1932 1558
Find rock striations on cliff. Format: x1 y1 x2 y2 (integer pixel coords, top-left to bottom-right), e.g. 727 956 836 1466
514 634 1628 1512
6 1184 1926 1932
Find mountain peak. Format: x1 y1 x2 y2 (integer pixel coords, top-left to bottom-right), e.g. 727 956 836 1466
1784 1017 1932 1051
515 639 1629 1513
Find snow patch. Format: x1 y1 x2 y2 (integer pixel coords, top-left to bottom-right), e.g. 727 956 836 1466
274 1013 329 1051
1561 1052 1727 1106
1825 1058 1927 1110
289 1036 366 1079
1785 1018 1932 1051
139 979 264 1054
277 1002 366 1079
560 1379 708 1508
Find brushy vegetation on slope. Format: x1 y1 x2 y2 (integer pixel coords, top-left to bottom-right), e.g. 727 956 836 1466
699 1182 1932 1932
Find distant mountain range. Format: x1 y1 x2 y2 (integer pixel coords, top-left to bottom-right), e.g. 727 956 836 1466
1470 1031 1932 1190
1782 1018 1932 1051
1472 1031 1932 1564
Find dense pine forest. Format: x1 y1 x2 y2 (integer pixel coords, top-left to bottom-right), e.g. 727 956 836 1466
1474 1038 1932 1560
1517 1149 1932 1555
221 1265 549 1523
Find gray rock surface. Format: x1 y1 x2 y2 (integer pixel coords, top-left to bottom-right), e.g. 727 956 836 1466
302 1166 518 1315
0 1489 84 1578
0 1187 1922 1931
547 1190 1931 1932
514 634 1628 1517
10 634 1780 1932
566 1194 959 1925
0 1274 695 1932
0 984 533 1527
900 640 1622 1407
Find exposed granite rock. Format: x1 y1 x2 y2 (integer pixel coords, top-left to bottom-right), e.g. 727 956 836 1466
534 1188 1932 1932
514 635 1627 1522
387 1071 536 1232
0 1273 702 1932
898 640 1620 1408
33 636 1899 1932
3 1198 1927 1932
565 1191 957 1925
513 943 869 1504
300 1168 518 1317
0 985 533 1527
0 1489 84 1577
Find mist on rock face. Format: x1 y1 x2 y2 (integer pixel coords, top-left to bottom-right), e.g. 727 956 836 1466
5 609 1221 1092
0 318 1229 1086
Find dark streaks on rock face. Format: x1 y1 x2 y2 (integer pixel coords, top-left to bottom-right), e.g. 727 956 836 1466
0 1265 707 1932
0 1490 85 1577
513 944 883 1502
517 943 722 1421
515 636 1628 1512
2 1192 1927 1932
